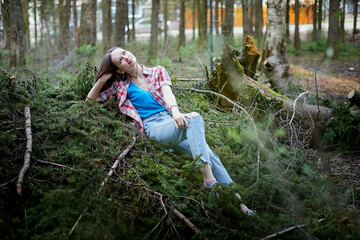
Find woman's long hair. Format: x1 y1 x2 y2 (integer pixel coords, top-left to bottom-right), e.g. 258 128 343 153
95 47 127 92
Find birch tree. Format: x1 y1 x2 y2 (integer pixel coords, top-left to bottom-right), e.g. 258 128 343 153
263 0 287 63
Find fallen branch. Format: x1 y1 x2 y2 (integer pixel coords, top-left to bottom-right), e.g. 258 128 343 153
36 159 75 171
16 106 32 196
260 218 324 240
170 205 209 240
100 135 137 188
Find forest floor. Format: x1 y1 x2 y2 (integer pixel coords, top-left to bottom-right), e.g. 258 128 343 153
287 51 360 195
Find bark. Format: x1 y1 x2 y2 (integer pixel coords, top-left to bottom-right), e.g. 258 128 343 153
16 107 32 196
348 89 360 108
114 0 127 48
294 0 301 53
2 0 10 51
179 0 186 49
79 0 97 46
164 0 168 47
263 0 287 64
102 0 112 53
222 0 234 40
8 0 25 66
242 0 253 42
317 0 323 38
148 0 159 60
33 0 38 50
326 0 340 58
126 1 130 42
339 0 346 43
59 0 71 55
239 36 260 78
285 0 290 40
201 0 208 41
72 0 79 47
353 0 358 43
215 0 219 34
197 0 202 40
131 0 136 41
22 0 30 50
192 0 196 39
312 0 318 41
255 0 263 50
221 0 224 25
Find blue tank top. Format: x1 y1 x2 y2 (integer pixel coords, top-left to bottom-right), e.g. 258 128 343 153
127 81 166 119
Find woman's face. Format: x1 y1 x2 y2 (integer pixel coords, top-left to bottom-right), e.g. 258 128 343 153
110 48 137 73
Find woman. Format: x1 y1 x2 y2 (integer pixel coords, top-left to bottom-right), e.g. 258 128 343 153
87 47 255 215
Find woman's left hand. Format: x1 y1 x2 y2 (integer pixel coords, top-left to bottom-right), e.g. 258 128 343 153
172 108 189 130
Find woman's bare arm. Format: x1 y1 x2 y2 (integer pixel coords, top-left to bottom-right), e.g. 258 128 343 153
86 73 112 101
162 85 189 130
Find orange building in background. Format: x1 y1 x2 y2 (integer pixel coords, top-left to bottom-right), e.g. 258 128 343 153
185 5 314 29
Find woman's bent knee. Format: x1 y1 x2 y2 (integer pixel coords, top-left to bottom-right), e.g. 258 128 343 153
190 112 200 118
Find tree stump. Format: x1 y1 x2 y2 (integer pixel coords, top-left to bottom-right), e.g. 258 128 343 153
239 36 260 78
348 89 360 108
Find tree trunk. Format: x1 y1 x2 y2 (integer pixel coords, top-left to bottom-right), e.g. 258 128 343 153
242 0 253 42
255 0 263 50
339 0 346 43
148 0 159 60
192 0 196 40
326 0 340 58
72 0 79 47
222 0 234 40
126 1 131 43
215 0 219 34
312 0 318 41
286 0 290 41
33 0 38 51
201 0 208 42
220 0 224 26
294 0 301 53
353 0 358 43
2 0 11 51
114 0 126 47
131 0 136 41
164 0 168 47
22 0 30 50
79 0 97 46
317 0 323 39
179 0 186 50
347 89 360 108
102 0 111 53
59 0 71 55
263 0 287 64
197 0 203 40
8 0 25 66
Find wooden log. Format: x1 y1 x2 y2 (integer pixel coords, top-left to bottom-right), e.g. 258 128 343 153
263 56 290 91
347 89 360 108
17 106 32 196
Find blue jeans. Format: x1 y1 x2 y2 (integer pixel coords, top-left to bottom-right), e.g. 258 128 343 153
142 111 233 184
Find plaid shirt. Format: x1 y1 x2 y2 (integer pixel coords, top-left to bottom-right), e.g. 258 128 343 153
98 65 172 132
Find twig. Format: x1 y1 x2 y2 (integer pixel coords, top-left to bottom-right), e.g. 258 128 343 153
16 106 32 196
100 136 137 189
287 91 309 126
260 218 325 240
170 205 209 240
36 159 75 170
